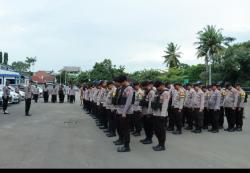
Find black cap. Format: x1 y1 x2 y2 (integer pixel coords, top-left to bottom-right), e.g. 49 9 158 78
141 81 150 87
154 81 164 88
117 75 128 83
174 82 181 86
225 82 232 88
133 82 140 86
107 81 114 86
211 83 217 87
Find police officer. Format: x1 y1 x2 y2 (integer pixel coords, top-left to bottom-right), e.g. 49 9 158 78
184 83 195 130
25 81 33 116
2 81 10 114
33 85 40 103
97 81 108 130
69 85 76 104
43 84 49 103
105 81 117 137
217 83 226 129
132 82 144 137
192 84 205 133
235 83 246 131
140 81 155 144
116 75 134 153
51 85 58 103
113 78 124 146
208 83 221 133
171 82 185 135
58 85 65 103
152 81 170 151
224 83 239 132
202 86 210 129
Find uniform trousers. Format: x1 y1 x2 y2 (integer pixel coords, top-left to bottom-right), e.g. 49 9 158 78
225 108 236 129
172 108 183 131
184 107 193 128
119 115 130 147
2 96 9 112
143 114 154 140
203 108 211 127
168 107 174 129
236 108 244 128
25 98 31 114
52 95 57 103
33 94 39 103
132 111 143 133
210 109 220 130
193 109 204 130
43 92 49 103
154 116 166 147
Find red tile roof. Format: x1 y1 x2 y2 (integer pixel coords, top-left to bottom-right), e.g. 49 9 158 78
32 71 56 84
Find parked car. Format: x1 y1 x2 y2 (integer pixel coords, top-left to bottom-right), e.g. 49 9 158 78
8 85 25 101
0 87 13 106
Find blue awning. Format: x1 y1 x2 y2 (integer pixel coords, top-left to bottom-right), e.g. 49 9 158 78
0 69 21 78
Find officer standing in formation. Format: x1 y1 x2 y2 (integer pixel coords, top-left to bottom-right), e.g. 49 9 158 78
51 85 58 103
25 81 32 116
43 84 49 103
81 78 247 153
33 85 40 103
2 81 10 114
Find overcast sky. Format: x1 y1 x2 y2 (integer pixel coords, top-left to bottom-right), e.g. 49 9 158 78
0 0 250 72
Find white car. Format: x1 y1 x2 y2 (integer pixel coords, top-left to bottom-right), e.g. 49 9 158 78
8 86 25 101
10 91 20 104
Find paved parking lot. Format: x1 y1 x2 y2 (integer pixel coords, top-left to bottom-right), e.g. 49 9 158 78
0 97 249 168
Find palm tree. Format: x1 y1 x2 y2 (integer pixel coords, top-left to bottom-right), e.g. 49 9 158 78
163 42 182 68
195 25 235 84
25 57 37 72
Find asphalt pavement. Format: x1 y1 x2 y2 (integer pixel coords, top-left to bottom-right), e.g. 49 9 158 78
0 96 249 168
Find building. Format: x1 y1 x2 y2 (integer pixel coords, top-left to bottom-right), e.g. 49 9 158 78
60 66 81 75
32 71 56 84
0 69 21 85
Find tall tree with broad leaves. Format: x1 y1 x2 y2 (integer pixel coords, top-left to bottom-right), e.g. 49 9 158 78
195 25 235 84
163 42 182 68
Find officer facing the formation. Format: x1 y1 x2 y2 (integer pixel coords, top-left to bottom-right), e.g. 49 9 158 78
192 84 205 133
235 83 246 131
171 82 185 135
43 84 49 103
152 81 170 151
2 81 10 114
25 81 33 116
224 83 239 132
51 85 58 103
208 83 221 133
33 85 40 103
116 76 134 153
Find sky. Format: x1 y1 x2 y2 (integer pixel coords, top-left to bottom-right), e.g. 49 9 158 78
0 0 250 72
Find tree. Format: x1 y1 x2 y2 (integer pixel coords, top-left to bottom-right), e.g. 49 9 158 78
90 59 126 81
130 69 163 82
195 25 235 84
3 52 8 65
25 57 37 71
163 42 182 68
0 52 2 64
11 61 30 72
